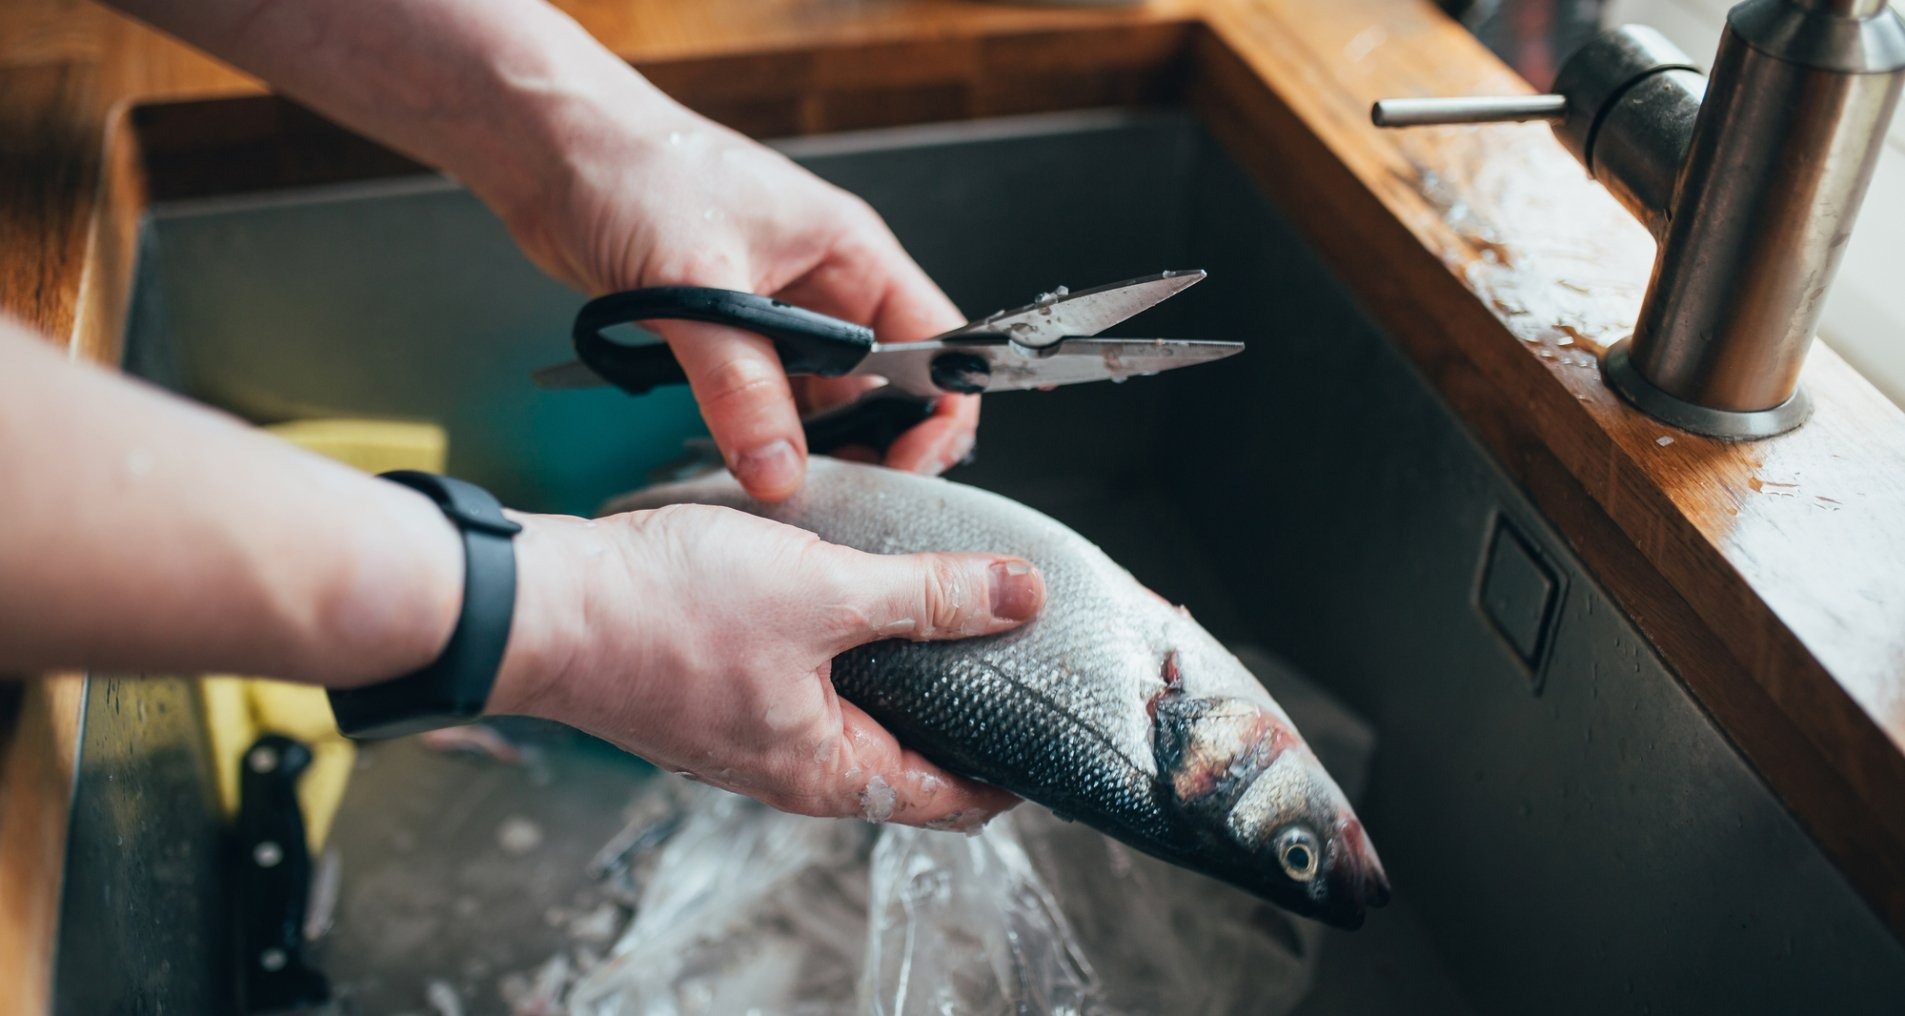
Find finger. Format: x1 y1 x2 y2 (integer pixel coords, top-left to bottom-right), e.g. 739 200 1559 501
860 241 965 344
883 393 979 475
835 700 1019 828
652 318 807 501
824 547 1044 650
857 248 980 473
775 221 961 345
792 374 886 416
778 225 981 471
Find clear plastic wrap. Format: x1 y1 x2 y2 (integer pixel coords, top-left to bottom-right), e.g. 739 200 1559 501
564 788 872 1016
565 786 1319 1016
859 820 1096 1015
566 645 1367 1015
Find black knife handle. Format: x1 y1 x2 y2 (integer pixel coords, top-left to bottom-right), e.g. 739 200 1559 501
234 734 329 1014
574 287 876 396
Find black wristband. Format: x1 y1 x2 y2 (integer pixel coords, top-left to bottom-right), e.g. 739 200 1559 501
327 471 523 739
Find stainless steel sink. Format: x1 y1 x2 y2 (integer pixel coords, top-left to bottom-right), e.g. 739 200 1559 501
58 109 1905 1014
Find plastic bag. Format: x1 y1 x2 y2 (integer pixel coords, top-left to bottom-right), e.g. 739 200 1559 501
564 789 872 1016
859 819 1096 1015
567 645 1368 1015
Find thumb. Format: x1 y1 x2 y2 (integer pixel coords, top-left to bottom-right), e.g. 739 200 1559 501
831 549 1045 648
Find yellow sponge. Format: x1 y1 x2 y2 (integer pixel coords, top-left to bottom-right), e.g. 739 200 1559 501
265 418 448 477
203 418 448 851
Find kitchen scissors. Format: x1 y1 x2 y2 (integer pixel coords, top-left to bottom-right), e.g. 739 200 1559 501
534 269 1242 451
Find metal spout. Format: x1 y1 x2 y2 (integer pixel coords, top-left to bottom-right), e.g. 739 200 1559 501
1373 1 1905 439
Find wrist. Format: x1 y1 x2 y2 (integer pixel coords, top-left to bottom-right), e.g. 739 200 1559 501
457 23 694 241
317 480 463 688
483 513 589 720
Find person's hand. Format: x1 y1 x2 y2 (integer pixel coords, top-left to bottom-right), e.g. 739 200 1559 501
499 102 975 501
486 506 1045 828
95 0 970 501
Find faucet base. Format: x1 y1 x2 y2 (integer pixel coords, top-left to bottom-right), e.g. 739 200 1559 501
1600 337 1813 440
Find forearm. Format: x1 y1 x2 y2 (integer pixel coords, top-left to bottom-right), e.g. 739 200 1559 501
100 0 678 221
0 321 461 686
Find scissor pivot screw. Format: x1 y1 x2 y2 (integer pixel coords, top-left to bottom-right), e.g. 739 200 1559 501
930 352 991 394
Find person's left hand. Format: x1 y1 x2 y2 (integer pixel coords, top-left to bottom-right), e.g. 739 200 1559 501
486 505 1044 828
497 101 975 501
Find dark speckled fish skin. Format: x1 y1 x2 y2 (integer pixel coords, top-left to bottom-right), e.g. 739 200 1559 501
606 458 1389 928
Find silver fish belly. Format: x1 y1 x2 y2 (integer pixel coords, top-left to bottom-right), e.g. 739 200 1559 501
606 458 1389 928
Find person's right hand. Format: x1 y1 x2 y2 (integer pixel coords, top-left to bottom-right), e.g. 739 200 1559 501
484 504 1045 829
498 101 976 502
100 0 973 502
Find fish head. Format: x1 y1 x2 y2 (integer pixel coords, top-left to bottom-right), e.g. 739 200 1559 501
1150 652 1390 929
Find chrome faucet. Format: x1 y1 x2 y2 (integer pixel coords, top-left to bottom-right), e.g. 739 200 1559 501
1373 1 1905 439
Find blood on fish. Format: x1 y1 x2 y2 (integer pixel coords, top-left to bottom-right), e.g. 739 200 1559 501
1152 690 1291 813
1146 651 1184 720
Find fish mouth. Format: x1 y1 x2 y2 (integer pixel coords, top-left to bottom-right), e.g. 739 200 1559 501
1316 816 1391 928
1312 846 1391 929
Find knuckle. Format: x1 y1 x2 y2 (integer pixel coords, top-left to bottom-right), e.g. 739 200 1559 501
626 503 711 554
770 772 842 818
920 555 979 636
697 354 787 409
805 547 879 637
649 248 742 287
841 193 892 237
818 600 876 640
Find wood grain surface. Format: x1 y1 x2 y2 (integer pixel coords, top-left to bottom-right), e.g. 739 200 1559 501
3 0 1903 1004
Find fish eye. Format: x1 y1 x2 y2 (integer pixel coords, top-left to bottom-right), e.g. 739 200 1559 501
1275 826 1320 882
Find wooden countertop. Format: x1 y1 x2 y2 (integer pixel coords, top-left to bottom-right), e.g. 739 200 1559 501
4 0 1904 1003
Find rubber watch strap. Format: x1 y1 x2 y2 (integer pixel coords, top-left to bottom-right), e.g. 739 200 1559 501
327 471 522 739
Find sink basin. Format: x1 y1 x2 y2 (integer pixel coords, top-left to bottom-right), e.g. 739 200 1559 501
58 109 1905 1013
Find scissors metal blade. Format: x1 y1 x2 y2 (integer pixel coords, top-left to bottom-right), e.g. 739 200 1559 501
532 269 1212 391
533 359 613 389
942 270 1206 350
851 336 1242 396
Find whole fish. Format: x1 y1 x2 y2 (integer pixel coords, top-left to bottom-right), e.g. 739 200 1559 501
607 458 1390 928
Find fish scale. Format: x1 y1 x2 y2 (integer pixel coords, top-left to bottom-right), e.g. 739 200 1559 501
607 457 1389 928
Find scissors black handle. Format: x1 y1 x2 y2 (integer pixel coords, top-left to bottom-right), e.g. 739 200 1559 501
573 287 875 396
800 390 940 456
